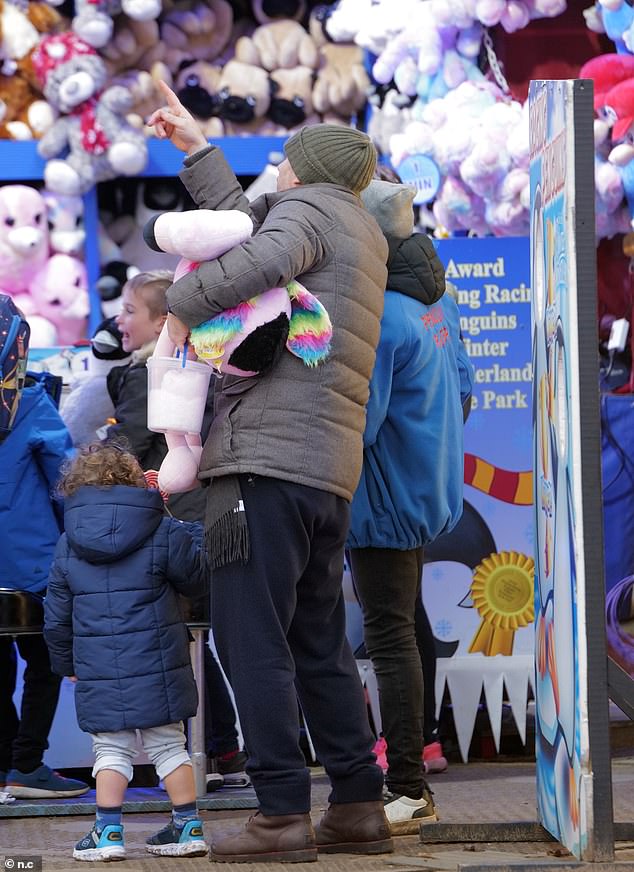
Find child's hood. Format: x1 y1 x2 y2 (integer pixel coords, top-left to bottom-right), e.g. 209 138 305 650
63 484 165 564
360 179 415 242
14 377 46 416
5 377 55 438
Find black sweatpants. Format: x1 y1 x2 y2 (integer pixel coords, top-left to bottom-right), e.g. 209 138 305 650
211 475 384 815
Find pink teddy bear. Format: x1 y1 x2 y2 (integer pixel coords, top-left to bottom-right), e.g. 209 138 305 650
0 185 50 298
16 254 90 346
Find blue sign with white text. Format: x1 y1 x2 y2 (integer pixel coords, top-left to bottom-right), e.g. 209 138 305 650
398 154 441 204
426 236 534 658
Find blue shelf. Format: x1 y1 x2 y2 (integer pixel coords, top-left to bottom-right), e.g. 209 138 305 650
0 136 288 181
145 137 287 176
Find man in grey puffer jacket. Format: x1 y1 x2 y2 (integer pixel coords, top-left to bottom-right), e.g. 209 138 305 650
149 83 392 862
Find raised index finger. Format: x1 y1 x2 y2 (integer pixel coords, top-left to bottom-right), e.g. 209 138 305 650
158 79 181 110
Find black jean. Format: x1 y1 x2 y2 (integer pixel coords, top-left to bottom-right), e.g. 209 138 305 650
0 634 62 773
414 596 439 745
203 632 240 757
349 546 425 799
211 475 384 816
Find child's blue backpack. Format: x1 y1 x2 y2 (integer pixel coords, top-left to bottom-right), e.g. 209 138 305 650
0 294 30 444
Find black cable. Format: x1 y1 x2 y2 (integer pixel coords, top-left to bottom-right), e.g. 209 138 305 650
601 348 616 385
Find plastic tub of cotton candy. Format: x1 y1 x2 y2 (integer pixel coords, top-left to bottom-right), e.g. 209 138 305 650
147 353 212 435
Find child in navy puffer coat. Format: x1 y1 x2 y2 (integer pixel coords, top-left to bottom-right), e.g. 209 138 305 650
44 442 209 862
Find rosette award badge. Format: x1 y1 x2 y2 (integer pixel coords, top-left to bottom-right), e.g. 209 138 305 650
468 551 535 656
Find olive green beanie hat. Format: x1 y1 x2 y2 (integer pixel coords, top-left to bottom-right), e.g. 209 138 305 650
284 124 377 195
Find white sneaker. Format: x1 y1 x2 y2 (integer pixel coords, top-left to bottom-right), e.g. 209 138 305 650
383 787 437 835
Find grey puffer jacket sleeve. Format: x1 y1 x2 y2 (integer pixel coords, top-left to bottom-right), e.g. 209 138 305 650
181 144 252 215
167 191 332 327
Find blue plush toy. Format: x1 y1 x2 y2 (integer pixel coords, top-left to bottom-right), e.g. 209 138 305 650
597 0 634 54
607 77 634 229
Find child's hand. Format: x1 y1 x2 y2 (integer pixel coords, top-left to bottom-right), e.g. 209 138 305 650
149 81 209 156
68 676 78 683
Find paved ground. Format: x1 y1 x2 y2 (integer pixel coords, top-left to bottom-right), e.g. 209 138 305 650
3 758 634 871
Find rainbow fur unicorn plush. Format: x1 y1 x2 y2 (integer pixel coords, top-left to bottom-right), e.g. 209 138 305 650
144 207 332 493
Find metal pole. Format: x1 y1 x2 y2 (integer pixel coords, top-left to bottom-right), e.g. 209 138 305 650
189 628 206 800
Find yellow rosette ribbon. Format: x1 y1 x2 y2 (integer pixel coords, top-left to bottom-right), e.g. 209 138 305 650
468 551 535 656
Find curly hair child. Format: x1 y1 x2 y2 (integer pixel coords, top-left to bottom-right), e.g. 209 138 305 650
44 441 209 861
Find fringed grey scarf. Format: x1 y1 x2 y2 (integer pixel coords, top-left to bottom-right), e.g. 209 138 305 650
204 474 250 569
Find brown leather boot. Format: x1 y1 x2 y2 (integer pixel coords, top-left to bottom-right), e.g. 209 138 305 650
315 801 394 854
209 811 317 863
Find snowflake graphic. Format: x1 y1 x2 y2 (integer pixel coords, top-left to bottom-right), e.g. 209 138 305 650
434 619 453 639
430 565 444 581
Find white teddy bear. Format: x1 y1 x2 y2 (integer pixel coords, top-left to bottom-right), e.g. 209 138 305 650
52 0 162 49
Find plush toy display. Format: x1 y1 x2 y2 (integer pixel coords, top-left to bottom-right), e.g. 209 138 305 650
607 77 634 226
100 17 166 78
386 79 527 237
24 252 90 344
0 0 62 64
0 0 61 142
61 315 132 445
319 0 582 236
267 65 319 130
604 72 634 144
174 59 224 136
111 64 173 133
370 2 483 99
579 53 634 150
0 183 50 297
216 59 272 134
97 259 140 318
69 0 162 49
43 191 86 256
0 60 55 140
251 0 310 24
576 53 634 234
323 0 414 57
105 178 186 270
235 18 319 70
308 4 369 124
366 86 415 158
593 0 634 54
160 0 234 73
33 32 148 195
0 196 61 343
326 0 522 60
144 207 332 492
0 0 596 336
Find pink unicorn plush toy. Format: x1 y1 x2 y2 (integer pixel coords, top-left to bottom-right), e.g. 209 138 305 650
144 207 332 493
